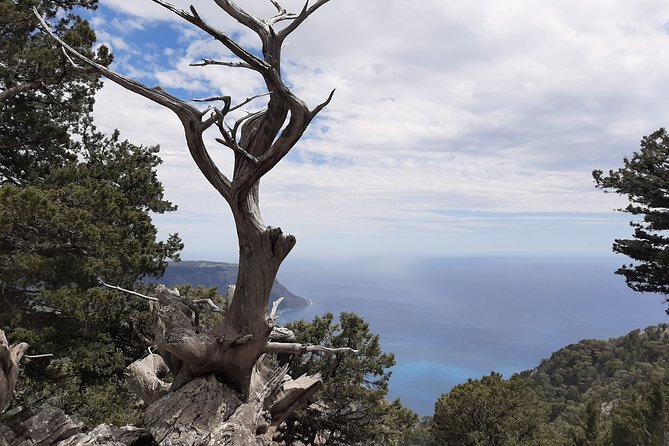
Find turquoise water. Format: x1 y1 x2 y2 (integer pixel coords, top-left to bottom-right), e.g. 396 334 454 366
277 256 666 416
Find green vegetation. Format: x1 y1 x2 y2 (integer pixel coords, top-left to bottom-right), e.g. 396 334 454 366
520 324 669 445
279 312 417 446
594 128 669 306
0 0 110 185
425 324 669 446
4 2 669 443
431 372 550 446
1 0 181 426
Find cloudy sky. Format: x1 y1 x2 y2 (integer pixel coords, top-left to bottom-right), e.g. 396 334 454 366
86 0 669 261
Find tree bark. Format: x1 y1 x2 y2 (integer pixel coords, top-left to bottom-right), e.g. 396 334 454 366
0 330 29 414
34 1 340 442
0 82 36 102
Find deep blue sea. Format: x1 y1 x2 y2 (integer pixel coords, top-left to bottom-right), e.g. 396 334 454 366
276 256 667 416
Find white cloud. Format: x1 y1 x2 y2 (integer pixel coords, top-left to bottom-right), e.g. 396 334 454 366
92 0 669 259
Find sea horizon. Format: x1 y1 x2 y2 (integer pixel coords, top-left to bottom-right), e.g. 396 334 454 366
273 254 667 416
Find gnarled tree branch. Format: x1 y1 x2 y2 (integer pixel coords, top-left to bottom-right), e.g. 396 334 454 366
277 0 333 42
264 342 359 355
0 82 37 101
151 0 269 72
34 0 339 416
34 8 234 203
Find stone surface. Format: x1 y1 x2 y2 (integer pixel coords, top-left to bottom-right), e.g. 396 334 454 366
0 406 83 445
57 424 154 446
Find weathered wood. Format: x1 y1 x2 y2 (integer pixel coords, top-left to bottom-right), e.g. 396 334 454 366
125 353 171 406
35 0 333 395
270 373 323 426
57 424 153 446
34 2 343 443
0 405 151 446
0 330 29 413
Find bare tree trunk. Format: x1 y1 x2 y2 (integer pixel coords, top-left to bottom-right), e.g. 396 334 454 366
34 1 342 443
214 199 295 391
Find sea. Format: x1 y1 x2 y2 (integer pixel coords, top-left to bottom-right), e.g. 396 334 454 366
275 255 667 416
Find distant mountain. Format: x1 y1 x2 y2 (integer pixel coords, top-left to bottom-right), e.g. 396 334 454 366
154 260 310 311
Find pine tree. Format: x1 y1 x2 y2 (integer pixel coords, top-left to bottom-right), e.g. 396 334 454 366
0 0 182 424
594 128 669 310
279 312 417 445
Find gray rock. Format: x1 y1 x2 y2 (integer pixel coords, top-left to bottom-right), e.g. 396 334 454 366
0 406 83 445
57 424 154 446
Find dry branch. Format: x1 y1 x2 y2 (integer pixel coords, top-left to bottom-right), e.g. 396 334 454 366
269 296 285 322
276 0 333 41
98 278 158 301
191 298 225 314
189 58 252 69
34 8 235 202
0 82 37 101
151 0 268 72
264 342 359 355
33 2 341 440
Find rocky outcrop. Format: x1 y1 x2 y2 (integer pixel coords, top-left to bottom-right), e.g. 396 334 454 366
0 406 152 446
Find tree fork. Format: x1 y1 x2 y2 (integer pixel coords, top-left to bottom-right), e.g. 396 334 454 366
35 1 341 442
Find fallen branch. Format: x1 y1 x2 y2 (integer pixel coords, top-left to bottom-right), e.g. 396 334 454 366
264 342 359 355
23 354 54 360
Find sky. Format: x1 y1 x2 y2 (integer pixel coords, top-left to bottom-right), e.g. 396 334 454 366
84 0 669 261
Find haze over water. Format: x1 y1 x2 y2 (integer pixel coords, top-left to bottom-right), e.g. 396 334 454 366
277 255 666 416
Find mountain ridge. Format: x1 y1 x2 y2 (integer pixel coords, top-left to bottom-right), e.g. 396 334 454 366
153 260 310 311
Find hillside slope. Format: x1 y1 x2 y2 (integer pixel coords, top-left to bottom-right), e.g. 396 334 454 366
521 324 669 420
154 260 310 311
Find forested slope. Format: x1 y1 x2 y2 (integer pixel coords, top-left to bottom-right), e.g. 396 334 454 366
522 324 669 420
419 325 669 446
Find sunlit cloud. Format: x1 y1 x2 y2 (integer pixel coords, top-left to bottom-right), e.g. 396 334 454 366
91 0 669 259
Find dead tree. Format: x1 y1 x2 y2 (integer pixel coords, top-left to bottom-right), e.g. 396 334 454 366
34 2 347 444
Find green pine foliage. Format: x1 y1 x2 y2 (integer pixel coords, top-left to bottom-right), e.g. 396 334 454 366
398 417 438 446
522 325 669 421
431 372 550 446
608 381 669 445
0 0 111 185
0 0 182 426
0 134 183 425
519 324 669 445
425 325 669 446
279 312 417 446
594 128 669 302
